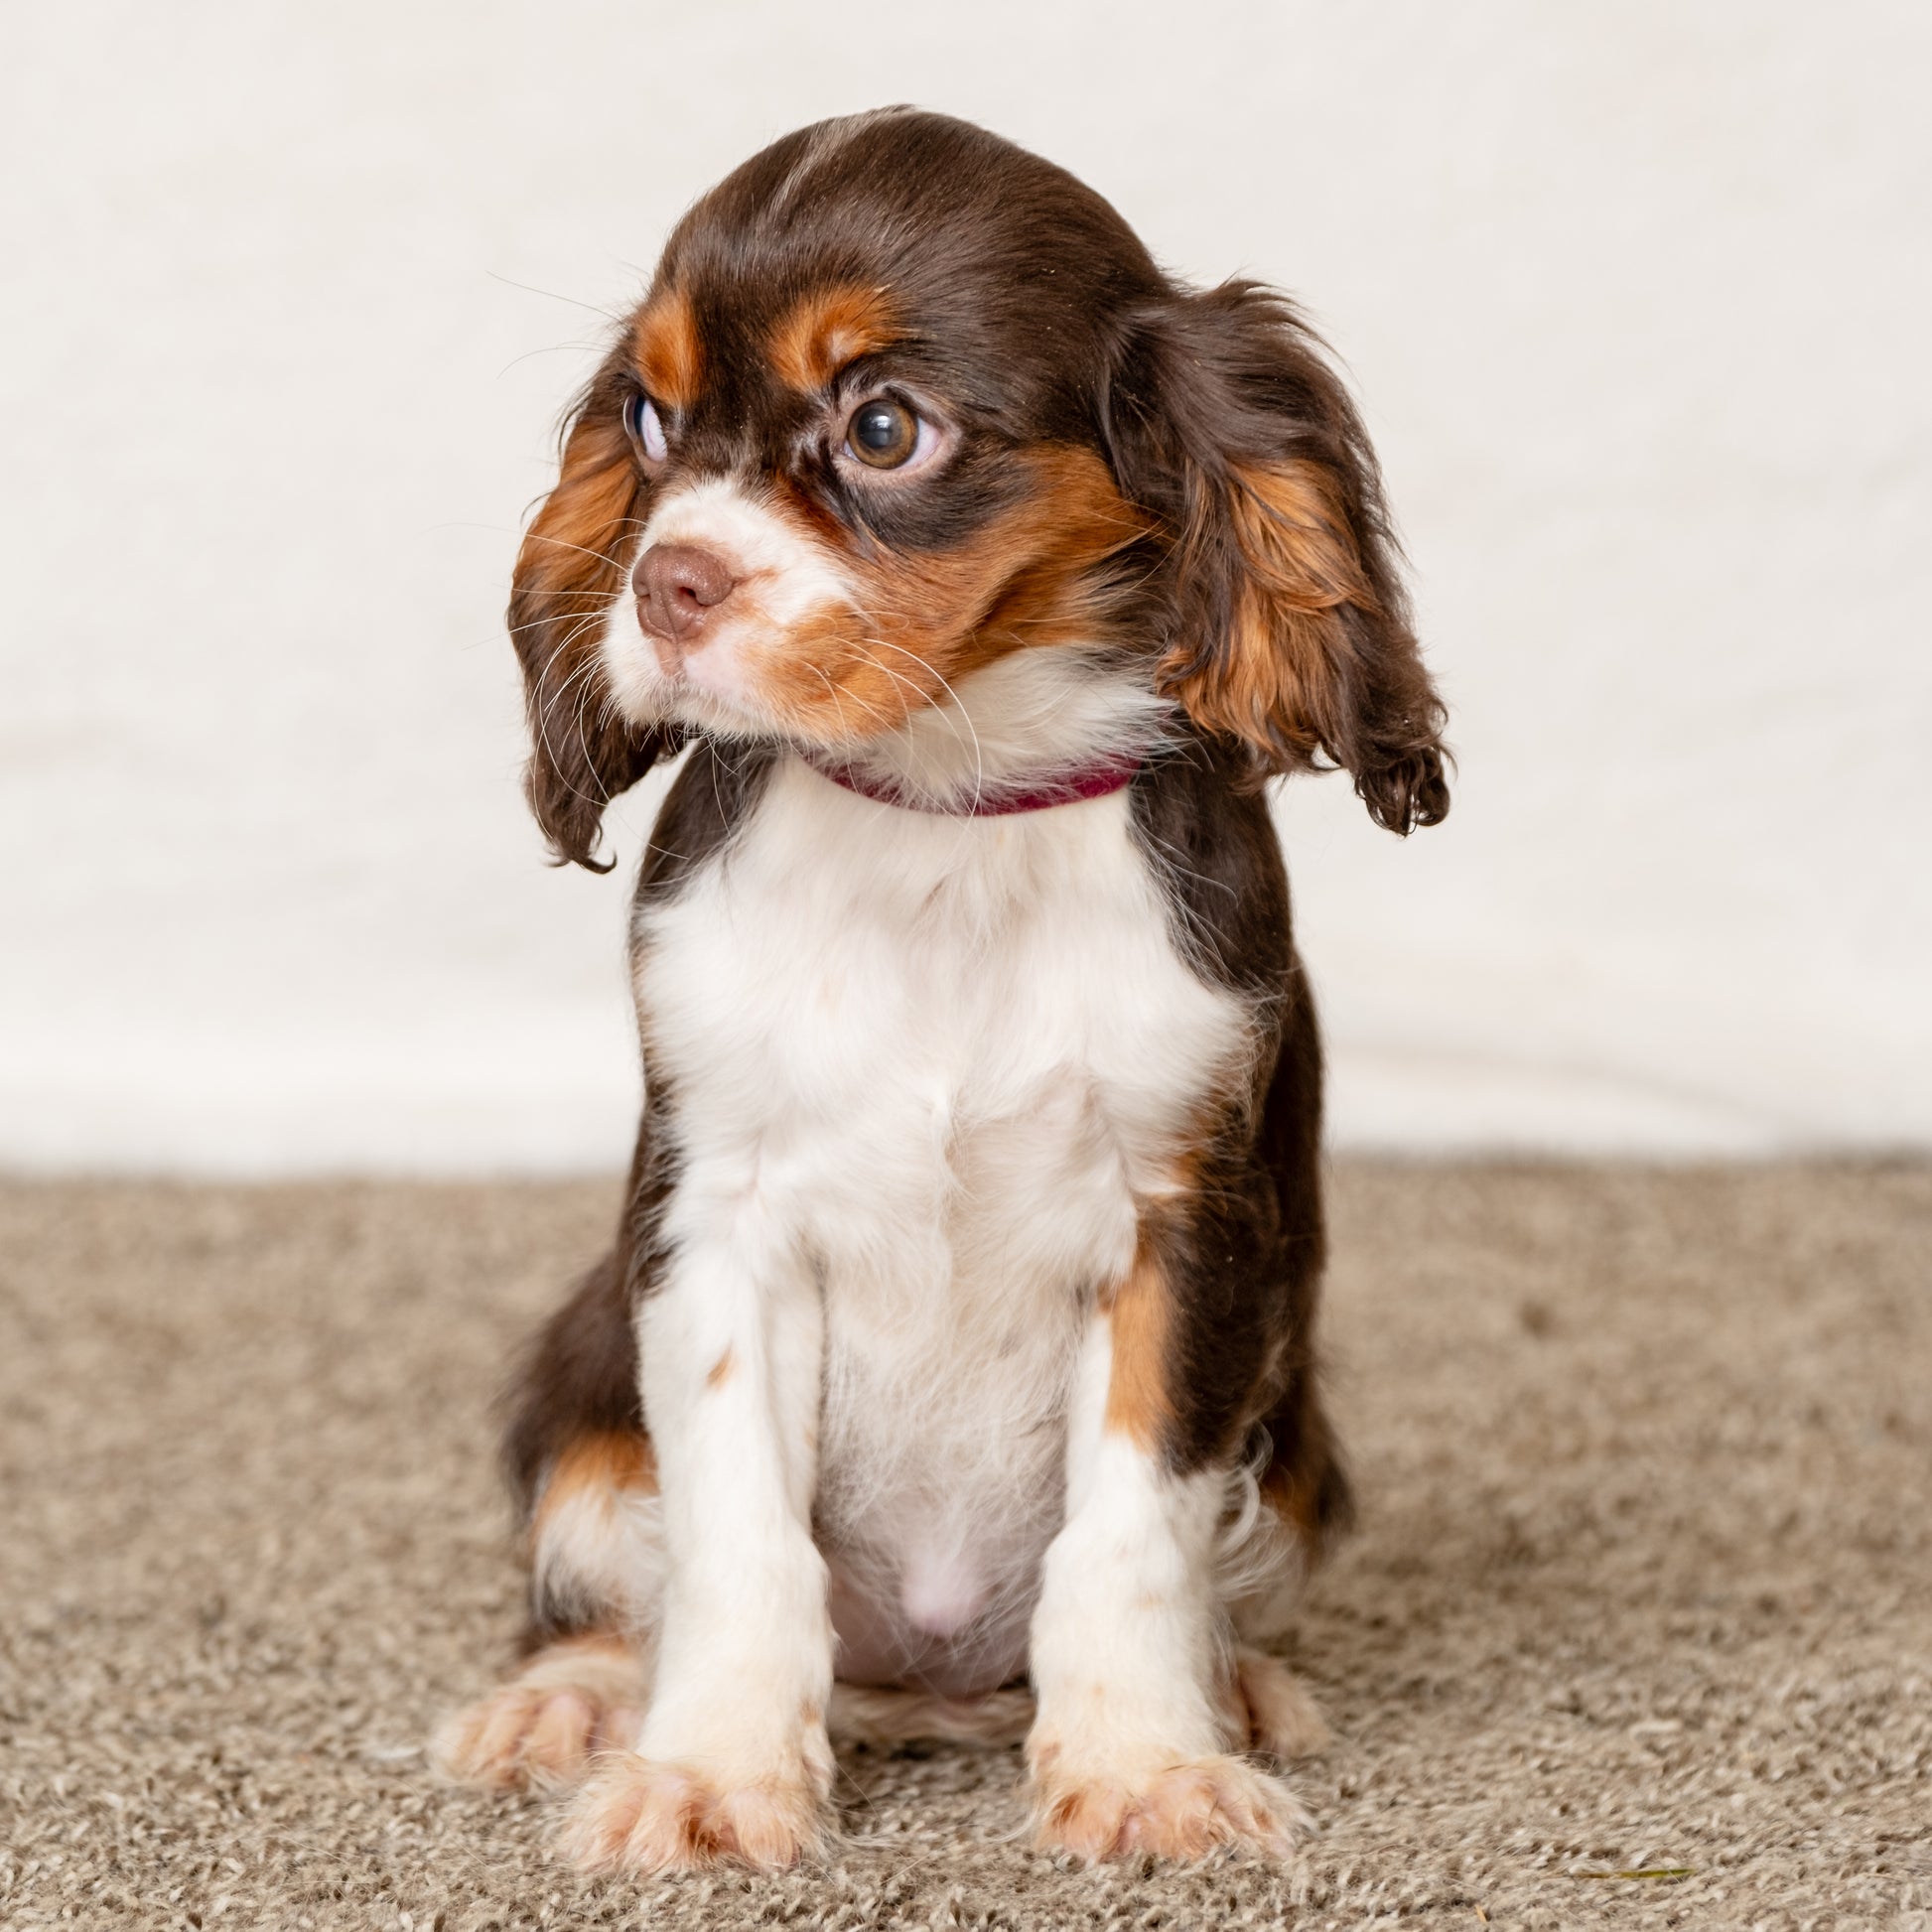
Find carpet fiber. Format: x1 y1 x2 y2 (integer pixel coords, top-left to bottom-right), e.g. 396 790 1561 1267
2 1164 1927 1929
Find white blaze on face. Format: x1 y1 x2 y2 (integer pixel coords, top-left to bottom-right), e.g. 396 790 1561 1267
599 475 858 735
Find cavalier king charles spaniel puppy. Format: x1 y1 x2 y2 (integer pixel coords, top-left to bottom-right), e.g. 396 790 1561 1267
435 105 1449 1874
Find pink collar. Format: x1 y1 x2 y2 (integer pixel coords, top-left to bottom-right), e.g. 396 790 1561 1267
805 754 1143 816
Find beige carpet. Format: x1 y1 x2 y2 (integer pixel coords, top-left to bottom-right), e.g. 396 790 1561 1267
2 1164 1927 1930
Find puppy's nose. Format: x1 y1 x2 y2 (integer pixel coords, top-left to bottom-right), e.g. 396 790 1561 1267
633 542 736 644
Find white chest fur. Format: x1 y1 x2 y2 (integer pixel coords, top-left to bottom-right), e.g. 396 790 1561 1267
631 757 1251 1692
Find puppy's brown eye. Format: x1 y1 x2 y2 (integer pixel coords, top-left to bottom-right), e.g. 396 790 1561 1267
846 399 919 469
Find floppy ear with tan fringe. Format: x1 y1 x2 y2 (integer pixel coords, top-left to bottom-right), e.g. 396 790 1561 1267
508 358 679 873
1107 281 1449 833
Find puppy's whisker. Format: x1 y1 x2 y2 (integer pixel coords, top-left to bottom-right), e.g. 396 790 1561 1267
485 268 630 324
518 529 635 572
527 642 637 826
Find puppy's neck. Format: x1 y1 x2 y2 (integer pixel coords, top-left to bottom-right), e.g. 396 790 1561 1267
809 647 1177 815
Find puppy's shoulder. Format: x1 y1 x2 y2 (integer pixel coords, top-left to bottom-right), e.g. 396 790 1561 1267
1128 737 1293 1001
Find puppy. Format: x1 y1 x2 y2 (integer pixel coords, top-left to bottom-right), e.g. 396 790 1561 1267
436 106 1449 1873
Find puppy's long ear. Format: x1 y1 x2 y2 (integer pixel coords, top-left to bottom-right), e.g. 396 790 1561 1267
1107 282 1449 833
510 363 678 872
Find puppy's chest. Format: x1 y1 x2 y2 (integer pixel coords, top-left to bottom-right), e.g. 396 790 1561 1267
637 764 1249 1287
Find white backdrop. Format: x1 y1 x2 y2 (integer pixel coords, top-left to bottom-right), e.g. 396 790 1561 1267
3 1 1928 1171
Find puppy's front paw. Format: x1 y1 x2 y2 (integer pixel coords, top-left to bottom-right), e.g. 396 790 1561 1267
558 1755 826 1873
432 1635 645 1792
1034 1753 1310 1863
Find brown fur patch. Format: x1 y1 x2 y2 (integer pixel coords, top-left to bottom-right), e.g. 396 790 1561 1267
1228 459 1369 611
1161 459 1371 751
1102 1228 1176 1452
970 449 1155 655
742 445 1150 741
515 416 638 617
1160 458 1379 769
705 1345 736 1390
633 287 704 409
1259 1445 1330 1546
769 283 897 392
534 1428 658 1542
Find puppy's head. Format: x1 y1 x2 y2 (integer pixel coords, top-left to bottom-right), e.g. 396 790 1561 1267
512 107 1449 868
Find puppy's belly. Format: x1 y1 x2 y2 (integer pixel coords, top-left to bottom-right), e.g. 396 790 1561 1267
826 1551 1037 1697
793 1054 1140 1697
818 1425 1067 1697
813 1267 1082 1698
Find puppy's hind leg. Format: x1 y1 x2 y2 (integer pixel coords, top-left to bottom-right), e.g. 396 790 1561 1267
436 1250 664 1793
1214 1386 1352 1765
1212 1366 1353 1764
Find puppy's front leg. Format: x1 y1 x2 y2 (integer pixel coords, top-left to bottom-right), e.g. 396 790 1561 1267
1028 1233 1309 1863
560 1196 831 1874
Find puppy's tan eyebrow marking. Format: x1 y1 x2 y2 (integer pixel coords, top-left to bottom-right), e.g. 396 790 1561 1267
632 287 704 410
769 283 898 393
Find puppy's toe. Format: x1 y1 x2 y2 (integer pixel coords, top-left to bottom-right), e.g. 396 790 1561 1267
1035 1753 1310 1863
432 1634 645 1791
558 1755 825 1874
